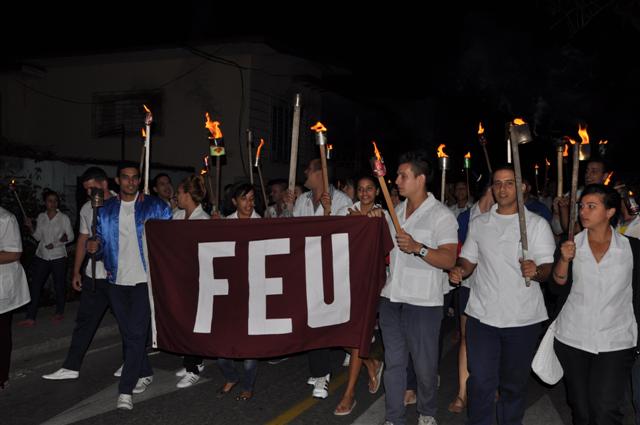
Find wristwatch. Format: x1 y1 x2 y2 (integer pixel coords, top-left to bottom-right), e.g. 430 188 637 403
414 244 429 258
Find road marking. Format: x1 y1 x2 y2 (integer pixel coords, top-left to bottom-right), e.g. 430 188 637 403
264 371 348 425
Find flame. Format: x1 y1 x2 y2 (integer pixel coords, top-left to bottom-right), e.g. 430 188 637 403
513 118 526 125
464 152 471 159
545 158 550 166
578 124 589 145
630 191 634 197
327 144 333 152
599 139 608 145
478 122 484 135
11 178 16 185
256 138 265 160
141 128 146 138
310 122 327 133
200 168 207 175
204 112 223 139
604 171 614 186
437 144 449 158
203 155 209 167
372 141 382 161
534 164 539 170
563 144 569 157
143 104 151 113
565 137 576 145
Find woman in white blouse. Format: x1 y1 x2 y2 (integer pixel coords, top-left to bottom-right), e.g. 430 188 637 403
172 175 210 389
552 184 637 425
19 190 73 327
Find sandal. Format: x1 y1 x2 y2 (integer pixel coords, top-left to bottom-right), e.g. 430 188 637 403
235 390 253 401
216 382 238 398
404 390 417 406
447 396 466 413
368 361 384 394
334 398 357 416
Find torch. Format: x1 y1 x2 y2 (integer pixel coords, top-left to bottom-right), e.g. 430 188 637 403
437 144 450 204
311 122 331 215
371 142 402 234
205 113 224 213
254 139 269 212
143 105 153 195
599 139 608 157
203 154 215 206
8 179 27 220
509 118 534 287
463 152 471 200
89 187 104 291
326 144 333 160
544 158 550 195
568 125 591 240
286 94 301 214
477 122 492 174
534 164 540 196
555 138 566 197
139 128 146 177
247 129 254 185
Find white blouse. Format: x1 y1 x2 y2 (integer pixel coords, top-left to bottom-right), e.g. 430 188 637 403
555 228 637 353
33 210 74 260
172 204 210 220
0 207 30 314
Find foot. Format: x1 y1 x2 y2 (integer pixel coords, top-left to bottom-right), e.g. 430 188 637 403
447 395 466 413
404 389 416 406
342 353 351 367
117 394 133 410
132 376 153 394
175 364 204 377
42 368 79 380
235 390 253 401
334 395 357 416
368 361 384 394
418 414 437 425
216 381 237 398
176 372 200 388
17 319 36 328
312 373 330 399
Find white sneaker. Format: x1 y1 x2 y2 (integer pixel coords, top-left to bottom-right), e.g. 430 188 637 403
342 353 351 367
117 394 133 410
175 364 204 377
176 372 200 388
312 374 330 399
306 376 317 386
133 376 153 394
42 368 79 380
418 415 438 425
113 364 123 377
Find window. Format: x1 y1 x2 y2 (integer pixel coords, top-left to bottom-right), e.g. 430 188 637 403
92 90 163 138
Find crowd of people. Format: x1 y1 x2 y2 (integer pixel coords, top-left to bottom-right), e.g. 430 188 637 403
1 150 639 425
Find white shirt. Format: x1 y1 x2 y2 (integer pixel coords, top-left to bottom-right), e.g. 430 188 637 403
293 186 353 217
381 194 459 306
33 210 74 260
116 197 147 286
79 200 108 279
0 207 30 314
555 229 637 353
172 204 210 220
226 210 262 219
450 201 473 218
461 203 484 289
461 204 555 327
618 215 640 239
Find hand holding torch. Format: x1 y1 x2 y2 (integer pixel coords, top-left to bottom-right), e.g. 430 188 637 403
89 187 104 291
371 142 402 233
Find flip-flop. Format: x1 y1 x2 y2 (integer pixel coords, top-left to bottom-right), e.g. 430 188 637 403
235 391 253 401
216 382 238 398
333 399 357 416
447 396 466 413
369 361 384 394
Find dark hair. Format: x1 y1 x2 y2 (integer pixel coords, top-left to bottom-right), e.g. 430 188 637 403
179 175 207 204
268 178 287 191
116 161 140 177
310 158 335 183
491 164 515 182
231 182 255 200
80 167 108 183
580 184 620 226
152 173 171 189
397 150 433 185
356 175 378 188
42 188 59 203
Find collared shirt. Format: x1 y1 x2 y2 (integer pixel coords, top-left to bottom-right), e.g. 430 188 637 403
381 194 459 307
172 204 210 220
33 210 74 260
0 207 30 314
293 186 353 217
450 201 473 218
458 202 484 289
461 204 555 327
226 210 261 219
555 228 637 353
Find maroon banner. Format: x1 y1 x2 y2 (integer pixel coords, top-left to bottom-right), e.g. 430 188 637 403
146 216 392 358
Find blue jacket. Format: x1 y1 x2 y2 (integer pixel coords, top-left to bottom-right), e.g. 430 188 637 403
96 193 171 284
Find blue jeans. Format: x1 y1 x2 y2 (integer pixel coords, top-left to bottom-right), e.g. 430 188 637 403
379 297 442 425
217 358 257 392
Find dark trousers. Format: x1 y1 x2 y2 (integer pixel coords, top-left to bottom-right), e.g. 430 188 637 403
217 358 258 392
555 339 634 425
27 257 67 319
466 316 540 425
62 274 111 371
0 311 12 386
183 356 203 374
308 349 331 378
108 283 152 395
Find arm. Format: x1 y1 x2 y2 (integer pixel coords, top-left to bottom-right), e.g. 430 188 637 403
551 240 575 285
448 256 478 284
0 250 21 264
72 233 89 291
395 231 457 270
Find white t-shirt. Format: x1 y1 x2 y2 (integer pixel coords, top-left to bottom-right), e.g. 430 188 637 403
33 210 74 260
116 198 147 286
293 186 353 217
449 201 473 218
461 204 555 327
0 207 30 314
381 194 459 307
555 229 637 353
79 201 108 279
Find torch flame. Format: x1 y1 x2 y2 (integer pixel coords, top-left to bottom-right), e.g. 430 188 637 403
513 118 526 125
599 139 608 145
200 168 207 176
204 112 223 139
11 178 15 185
256 138 265 160
545 158 551 166
535 164 539 170
578 124 589 145
436 144 449 158
478 122 484 135
563 144 569 157
203 155 209 167
604 171 614 186
141 128 146 138
372 141 382 161
630 191 634 197
143 104 151 113
327 144 333 152
464 152 471 159
310 122 327 133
